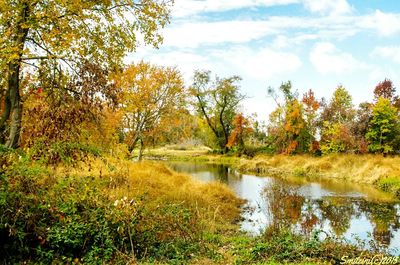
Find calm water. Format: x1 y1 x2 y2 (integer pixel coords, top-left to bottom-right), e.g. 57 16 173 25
167 161 400 255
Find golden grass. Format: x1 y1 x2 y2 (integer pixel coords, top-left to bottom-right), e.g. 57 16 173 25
237 154 400 199
136 146 400 198
54 156 244 230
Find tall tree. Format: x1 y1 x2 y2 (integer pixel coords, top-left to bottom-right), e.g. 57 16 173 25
366 97 399 154
320 86 354 124
0 0 172 148
118 62 185 160
267 81 310 154
301 89 320 148
190 70 245 153
319 86 356 153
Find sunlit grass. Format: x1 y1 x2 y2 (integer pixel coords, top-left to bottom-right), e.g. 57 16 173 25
54 156 244 231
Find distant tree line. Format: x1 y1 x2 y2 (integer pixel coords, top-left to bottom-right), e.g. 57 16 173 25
263 79 400 155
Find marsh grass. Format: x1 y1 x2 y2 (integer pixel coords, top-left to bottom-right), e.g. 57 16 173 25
0 154 243 264
237 154 400 198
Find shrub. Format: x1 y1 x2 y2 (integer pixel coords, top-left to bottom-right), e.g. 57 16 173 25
29 141 101 165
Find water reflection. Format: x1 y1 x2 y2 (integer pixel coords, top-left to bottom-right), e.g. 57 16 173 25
167 161 400 255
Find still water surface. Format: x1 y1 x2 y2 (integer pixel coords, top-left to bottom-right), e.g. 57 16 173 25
167 162 400 255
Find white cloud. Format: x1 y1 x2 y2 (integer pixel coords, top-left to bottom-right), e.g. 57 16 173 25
302 0 352 16
172 0 352 18
371 46 400 64
172 0 299 18
357 10 400 36
163 20 278 48
163 10 400 49
126 48 216 82
212 46 302 80
272 34 319 48
161 16 354 49
309 42 367 74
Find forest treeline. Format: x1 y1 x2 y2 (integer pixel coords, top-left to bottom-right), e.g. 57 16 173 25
2 61 400 159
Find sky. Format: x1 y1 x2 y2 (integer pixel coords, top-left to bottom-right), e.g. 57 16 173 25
127 0 400 121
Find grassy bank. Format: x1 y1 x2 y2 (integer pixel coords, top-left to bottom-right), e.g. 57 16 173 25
238 154 400 198
140 147 400 199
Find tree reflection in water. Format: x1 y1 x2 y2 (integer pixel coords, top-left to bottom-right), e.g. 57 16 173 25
262 182 400 251
167 161 400 254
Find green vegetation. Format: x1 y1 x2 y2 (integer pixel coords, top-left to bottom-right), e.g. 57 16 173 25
0 150 243 264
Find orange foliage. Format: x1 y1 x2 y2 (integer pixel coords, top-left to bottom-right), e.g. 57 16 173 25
302 89 319 111
226 113 253 149
286 140 298 154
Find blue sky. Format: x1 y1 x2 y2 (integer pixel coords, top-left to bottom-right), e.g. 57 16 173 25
128 0 400 121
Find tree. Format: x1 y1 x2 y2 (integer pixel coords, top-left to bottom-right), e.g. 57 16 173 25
226 113 253 152
118 62 185 160
190 70 245 153
366 97 399 154
301 89 319 133
373 78 400 109
267 81 310 154
320 122 355 154
319 86 356 153
0 0 173 148
350 102 373 153
320 86 354 124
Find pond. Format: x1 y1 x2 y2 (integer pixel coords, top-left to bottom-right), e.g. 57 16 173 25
167 161 400 255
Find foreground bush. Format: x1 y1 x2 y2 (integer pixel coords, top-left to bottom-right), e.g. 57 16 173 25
0 155 242 264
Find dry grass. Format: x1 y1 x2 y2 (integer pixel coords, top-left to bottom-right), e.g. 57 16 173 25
54 156 244 230
237 154 400 198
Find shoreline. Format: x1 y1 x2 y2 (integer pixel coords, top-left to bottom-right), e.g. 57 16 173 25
142 148 400 199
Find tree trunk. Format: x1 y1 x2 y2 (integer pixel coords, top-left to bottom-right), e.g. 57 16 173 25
5 62 22 149
0 89 11 144
4 2 30 148
138 138 144 161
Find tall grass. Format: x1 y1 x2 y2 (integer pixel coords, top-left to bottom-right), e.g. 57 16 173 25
238 154 400 198
0 155 243 264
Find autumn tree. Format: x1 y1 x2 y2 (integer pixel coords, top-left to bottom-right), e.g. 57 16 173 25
226 113 253 152
366 97 399 154
319 86 356 153
349 102 373 153
320 86 354 125
190 70 245 153
301 89 320 153
373 79 400 109
144 109 199 148
247 113 267 147
118 62 185 160
20 62 123 162
267 81 310 154
301 89 319 135
0 0 173 148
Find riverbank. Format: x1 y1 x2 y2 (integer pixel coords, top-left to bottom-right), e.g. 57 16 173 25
1 149 396 263
141 147 400 199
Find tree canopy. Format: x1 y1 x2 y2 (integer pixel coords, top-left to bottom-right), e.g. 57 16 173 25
0 0 173 148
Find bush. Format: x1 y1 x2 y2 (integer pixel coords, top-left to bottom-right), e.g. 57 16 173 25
29 141 101 165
